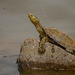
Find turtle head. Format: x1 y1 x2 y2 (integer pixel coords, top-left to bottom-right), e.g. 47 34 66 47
28 13 39 25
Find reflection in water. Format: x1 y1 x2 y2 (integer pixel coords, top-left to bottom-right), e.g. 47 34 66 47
18 68 75 75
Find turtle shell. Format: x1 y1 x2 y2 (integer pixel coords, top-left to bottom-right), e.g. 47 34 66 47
44 27 75 53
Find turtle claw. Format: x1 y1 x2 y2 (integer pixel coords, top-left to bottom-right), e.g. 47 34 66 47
38 47 45 53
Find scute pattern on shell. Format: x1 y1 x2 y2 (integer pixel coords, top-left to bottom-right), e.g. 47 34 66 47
44 27 75 51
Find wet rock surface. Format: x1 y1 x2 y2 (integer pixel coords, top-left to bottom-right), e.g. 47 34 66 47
17 37 75 70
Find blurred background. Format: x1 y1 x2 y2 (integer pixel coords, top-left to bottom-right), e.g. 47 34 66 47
0 0 75 75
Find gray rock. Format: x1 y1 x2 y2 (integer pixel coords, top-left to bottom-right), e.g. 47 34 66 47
17 37 75 70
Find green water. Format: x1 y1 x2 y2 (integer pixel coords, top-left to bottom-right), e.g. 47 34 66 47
0 0 75 75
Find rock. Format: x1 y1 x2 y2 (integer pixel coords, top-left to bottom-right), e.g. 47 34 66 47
17 37 75 70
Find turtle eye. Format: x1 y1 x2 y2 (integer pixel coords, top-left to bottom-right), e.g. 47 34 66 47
30 15 33 17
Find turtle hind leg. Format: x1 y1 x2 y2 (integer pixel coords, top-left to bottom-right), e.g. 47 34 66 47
70 50 75 55
66 45 75 55
38 36 49 53
72 50 75 53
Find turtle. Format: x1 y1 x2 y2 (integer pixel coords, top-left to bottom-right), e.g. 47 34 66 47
28 13 75 55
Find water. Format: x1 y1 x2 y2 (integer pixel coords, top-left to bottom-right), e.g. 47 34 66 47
0 0 75 75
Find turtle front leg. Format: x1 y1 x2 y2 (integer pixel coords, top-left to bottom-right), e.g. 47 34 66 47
39 35 43 41
38 36 49 53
